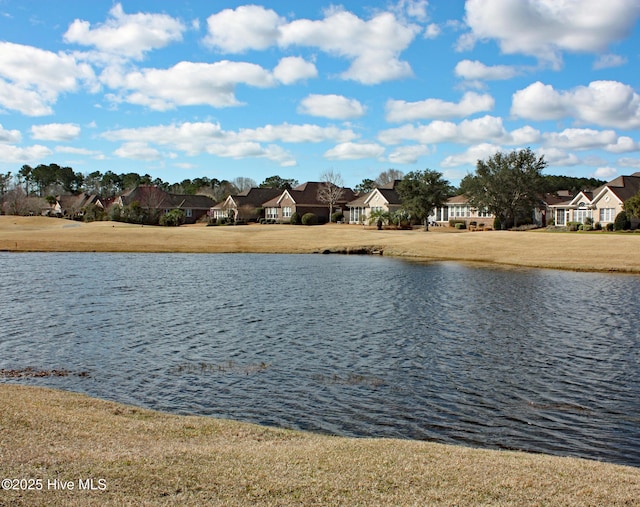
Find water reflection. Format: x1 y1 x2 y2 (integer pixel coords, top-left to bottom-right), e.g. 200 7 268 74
1 252 639 467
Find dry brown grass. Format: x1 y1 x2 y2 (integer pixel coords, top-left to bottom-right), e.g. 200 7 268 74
1 385 639 506
1 216 640 273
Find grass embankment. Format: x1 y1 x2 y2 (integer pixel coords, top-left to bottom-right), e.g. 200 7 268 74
2 385 639 506
1 216 639 273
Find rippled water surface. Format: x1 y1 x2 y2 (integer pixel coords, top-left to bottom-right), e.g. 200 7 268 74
1 252 639 467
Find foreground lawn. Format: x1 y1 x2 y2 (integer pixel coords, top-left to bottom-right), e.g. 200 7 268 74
1 385 639 506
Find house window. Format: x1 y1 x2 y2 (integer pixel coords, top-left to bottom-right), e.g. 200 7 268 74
575 209 591 223
283 206 292 218
185 209 192 218
556 209 566 226
266 207 278 219
599 208 615 222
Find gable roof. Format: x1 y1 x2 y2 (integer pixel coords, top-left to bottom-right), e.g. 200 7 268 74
262 181 356 207
592 174 640 204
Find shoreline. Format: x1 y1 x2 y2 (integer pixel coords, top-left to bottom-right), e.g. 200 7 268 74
2 384 639 506
1 216 640 274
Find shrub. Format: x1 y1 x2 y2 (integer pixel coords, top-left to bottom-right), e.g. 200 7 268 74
301 212 318 225
493 216 502 230
159 209 185 226
455 222 466 230
290 212 301 225
449 219 466 228
606 223 614 232
614 210 631 231
331 211 344 223
594 222 602 230
567 221 581 231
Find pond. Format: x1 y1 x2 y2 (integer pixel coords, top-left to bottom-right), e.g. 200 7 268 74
1 252 639 467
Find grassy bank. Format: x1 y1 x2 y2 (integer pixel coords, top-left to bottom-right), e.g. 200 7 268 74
2 385 639 506
1 216 640 273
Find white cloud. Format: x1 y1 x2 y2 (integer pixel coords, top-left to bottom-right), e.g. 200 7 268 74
618 157 640 168
298 94 366 120
114 60 275 110
0 144 52 163
114 142 161 160
0 124 21 144
204 6 420 84
394 0 430 22
507 126 542 145
454 60 519 81
593 166 618 179
424 23 441 39
206 142 296 166
237 123 358 143
324 142 385 160
387 144 431 164
441 143 503 167
542 128 618 151
273 57 317 84
593 53 628 70
605 136 640 153
64 3 186 59
379 115 506 145
461 0 640 68
0 42 96 116
203 5 283 52
538 147 580 166
512 80 640 129
385 91 494 122
55 146 104 159
31 123 81 141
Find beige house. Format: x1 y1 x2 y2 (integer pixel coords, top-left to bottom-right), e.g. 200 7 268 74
431 195 494 227
549 173 640 227
346 180 403 224
210 187 282 222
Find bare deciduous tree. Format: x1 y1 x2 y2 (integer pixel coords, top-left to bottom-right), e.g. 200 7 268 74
317 170 345 221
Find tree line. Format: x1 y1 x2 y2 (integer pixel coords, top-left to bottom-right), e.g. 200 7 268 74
1 151 615 227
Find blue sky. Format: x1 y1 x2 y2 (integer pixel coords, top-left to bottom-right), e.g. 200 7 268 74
1 0 639 189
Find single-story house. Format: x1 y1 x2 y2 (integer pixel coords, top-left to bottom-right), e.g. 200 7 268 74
210 187 282 222
45 193 103 218
262 181 356 223
115 185 214 224
346 180 403 224
431 195 494 227
549 172 640 227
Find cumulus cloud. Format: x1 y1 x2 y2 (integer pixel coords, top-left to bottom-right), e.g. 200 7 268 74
0 42 96 116
0 124 21 144
512 80 640 129
114 141 161 160
441 143 503 167
31 123 81 141
454 59 519 81
593 53 628 70
64 3 186 59
387 144 431 164
379 115 507 145
112 60 275 110
0 144 52 163
273 57 317 84
204 5 420 84
538 147 581 166
324 142 385 160
593 166 618 179
461 0 640 68
102 121 356 166
542 128 618 151
203 5 283 52
618 157 640 168
385 91 494 122
298 94 366 120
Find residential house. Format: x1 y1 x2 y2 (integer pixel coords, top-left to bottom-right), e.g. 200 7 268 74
346 180 403 224
46 193 103 218
262 181 356 223
210 187 282 222
549 172 640 227
431 195 494 227
115 185 214 224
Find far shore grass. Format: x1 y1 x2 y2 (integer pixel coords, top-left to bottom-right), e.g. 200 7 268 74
2 216 640 505
1 215 640 273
